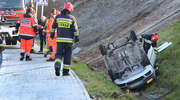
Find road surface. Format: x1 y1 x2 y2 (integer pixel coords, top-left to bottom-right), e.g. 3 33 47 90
0 49 90 100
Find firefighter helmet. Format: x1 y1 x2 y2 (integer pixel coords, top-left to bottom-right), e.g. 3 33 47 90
56 10 61 15
64 2 74 13
151 34 159 41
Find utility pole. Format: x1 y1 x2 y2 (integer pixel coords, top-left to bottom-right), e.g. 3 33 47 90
52 0 56 8
41 6 44 17
31 0 34 4
35 2 38 19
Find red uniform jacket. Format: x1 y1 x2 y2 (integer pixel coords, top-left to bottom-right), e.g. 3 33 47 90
18 14 36 39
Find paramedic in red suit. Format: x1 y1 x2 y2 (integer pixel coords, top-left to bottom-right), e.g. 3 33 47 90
16 8 37 61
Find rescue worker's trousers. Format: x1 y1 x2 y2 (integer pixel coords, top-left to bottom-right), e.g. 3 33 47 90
46 32 57 59
20 39 33 56
55 42 72 69
49 39 56 59
49 32 56 59
39 33 46 51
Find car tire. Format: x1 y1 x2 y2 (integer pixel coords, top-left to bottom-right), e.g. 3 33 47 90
108 70 116 81
129 31 138 41
99 44 107 56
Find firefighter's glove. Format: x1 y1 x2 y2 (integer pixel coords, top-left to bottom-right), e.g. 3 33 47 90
74 36 79 43
43 29 46 32
154 48 158 53
44 48 49 54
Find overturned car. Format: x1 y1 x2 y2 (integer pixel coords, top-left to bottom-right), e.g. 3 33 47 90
99 32 171 89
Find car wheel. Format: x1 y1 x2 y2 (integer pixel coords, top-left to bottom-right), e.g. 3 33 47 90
99 44 107 56
129 30 138 41
108 70 116 81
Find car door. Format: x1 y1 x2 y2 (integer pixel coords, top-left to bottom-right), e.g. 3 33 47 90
157 42 172 53
147 46 156 66
147 42 172 66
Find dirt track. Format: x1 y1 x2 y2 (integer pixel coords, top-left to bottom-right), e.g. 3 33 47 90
43 0 180 47
71 0 180 66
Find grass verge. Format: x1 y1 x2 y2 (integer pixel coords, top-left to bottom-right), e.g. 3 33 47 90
144 19 180 99
72 60 139 100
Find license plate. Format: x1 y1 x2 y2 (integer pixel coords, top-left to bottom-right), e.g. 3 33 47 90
147 78 153 84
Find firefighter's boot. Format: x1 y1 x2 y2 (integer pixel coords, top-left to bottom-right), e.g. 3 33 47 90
63 69 70 76
25 55 32 61
44 48 49 58
20 53 25 61
54 61 61 76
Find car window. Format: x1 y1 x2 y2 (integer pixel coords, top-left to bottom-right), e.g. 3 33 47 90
0 0 24 9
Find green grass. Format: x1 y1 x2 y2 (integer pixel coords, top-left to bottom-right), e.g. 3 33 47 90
72 60 139 100
144 19 180 99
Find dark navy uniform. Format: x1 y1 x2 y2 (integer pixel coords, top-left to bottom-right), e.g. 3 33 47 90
141 34 157 53
52 9 79 76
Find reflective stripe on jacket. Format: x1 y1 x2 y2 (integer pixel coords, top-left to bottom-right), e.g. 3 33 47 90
18 14 36 37
144 39 152 44
52 14 79 43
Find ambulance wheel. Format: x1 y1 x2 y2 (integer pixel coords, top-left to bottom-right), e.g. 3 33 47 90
12 40 17 45
5 37 11 45
11 37 17 45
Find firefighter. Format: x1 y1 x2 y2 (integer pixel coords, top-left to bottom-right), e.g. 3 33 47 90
52 2 79 76
16 8 37 61
140 33 159 53
44 8 57 61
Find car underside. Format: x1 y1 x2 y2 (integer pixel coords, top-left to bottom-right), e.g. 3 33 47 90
99 32 160 89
